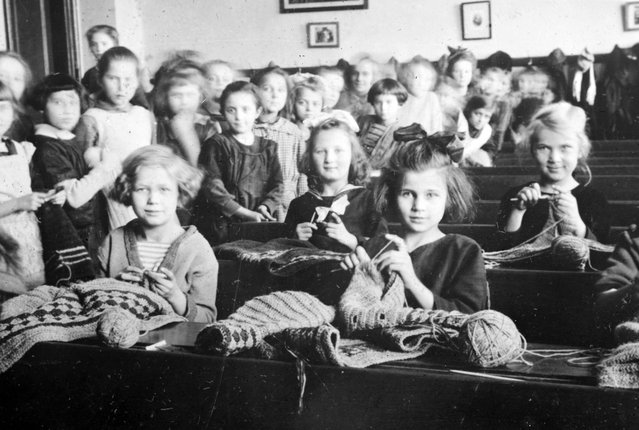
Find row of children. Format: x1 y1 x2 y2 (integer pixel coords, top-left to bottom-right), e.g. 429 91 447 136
0 24 630 335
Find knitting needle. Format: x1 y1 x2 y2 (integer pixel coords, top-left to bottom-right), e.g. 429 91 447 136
329 239 395 273
310 212 317 224
509 194 553 202
449 369 523 382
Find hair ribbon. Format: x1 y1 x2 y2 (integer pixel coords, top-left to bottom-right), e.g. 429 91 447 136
393 123 464 163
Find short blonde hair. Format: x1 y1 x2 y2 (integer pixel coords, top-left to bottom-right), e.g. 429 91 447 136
111 145 203 207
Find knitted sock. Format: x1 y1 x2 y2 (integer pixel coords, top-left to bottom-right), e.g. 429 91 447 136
195 290 336 355
599 342 639 388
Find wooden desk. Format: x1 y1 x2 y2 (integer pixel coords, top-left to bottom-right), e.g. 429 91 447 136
0 322 636 429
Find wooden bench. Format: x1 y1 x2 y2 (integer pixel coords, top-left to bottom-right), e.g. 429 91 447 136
494 156 639 166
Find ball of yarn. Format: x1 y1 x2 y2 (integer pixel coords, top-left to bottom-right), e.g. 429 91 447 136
550 235 590 271
96 308 140 348
457 310 524 368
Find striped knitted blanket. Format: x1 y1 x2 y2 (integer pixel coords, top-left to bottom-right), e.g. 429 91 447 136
0 278 185 373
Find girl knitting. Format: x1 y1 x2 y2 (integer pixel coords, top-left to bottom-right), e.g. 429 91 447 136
154 63 219 166
341 136 487 313
0 81 61 292
251 66 307 221
99 145 218 322
75 46 155 232
461 95 497 167
194 81 283 245
497 102 610 247
285 118 384 253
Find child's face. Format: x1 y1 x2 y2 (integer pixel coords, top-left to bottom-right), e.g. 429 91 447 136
311 128 352 186
517 73 535 95
405 64 436 97
167 83 201 115
131 165 179 229
351 60 375 96
206 64 233 101
373 94 400 125
532 128 580 185
223 91 260 134
45 90 81 132
319 72 345 109
0 57 26 101
89 32 116 61
257 73 288 115
0 100 14 136
396 169 447 236
451 60 473 89
100 59 139 109
479 69 508 97
294 87 323 122
468 107 492 131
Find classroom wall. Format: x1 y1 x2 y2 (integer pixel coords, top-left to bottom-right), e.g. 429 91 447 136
77 0 639 73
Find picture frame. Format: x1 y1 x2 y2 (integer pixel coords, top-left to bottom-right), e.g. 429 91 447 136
307 22 339 48
623 2 639 31
461 1 492 40
281 0 368 14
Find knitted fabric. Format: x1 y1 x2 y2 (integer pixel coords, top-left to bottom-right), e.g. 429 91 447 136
251 324 429 368
615 321 639 345
215 238 346 276
598 342 639 389
0 278 185 373
195 290 336 355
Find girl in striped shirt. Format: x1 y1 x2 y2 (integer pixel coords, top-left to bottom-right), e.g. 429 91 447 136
97 146 218 322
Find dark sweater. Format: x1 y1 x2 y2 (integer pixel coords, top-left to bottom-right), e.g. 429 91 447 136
496 183 610 247
285 187 386 252
364 233 488 313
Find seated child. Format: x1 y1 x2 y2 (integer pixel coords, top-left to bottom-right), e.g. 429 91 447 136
30 73 109 261
437 76 469 135
285 118 385 253
444 47 477 102
358 78 407 170
194 81 283 245
317 65 346 111
288 73 327 140
251 66 307 221
341 136 487 313
154 62 219 166
594 225 639 333
201 59 234 128
81 25 118 95
497 102 610 247
461 95 497 167
397 56 443 135
335 56 378 120
99 145 218 322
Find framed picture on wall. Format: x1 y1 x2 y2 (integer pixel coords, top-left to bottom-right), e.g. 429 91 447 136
307 22 339 48
461 1 492 40
623 2 639 31
281 0 368 14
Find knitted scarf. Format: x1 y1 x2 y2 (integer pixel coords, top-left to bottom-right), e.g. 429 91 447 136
0 278 185 373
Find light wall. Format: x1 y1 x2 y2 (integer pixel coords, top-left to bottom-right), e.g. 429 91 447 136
77 0 639 73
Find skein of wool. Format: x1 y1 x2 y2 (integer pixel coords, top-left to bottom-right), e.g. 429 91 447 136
550 236 590 270
96 307 140 348
456 310 524 368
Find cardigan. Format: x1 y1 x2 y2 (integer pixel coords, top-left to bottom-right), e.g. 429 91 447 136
97 220 218 322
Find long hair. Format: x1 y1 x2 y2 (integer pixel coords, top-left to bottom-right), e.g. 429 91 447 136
375 139 476 222
0 51 33 103
298 118 370 190
97 46 139 80
153 65 208 118
110 145 203 208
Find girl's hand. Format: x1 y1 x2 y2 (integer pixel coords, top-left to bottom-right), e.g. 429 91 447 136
146 268 187 316
235 207 266 222
512 183 542 211
257 205 276 221
16 193 48 212
296 222 317 241
374 234 420 288
47 186 67 206
553 186 587 237
340 246 371 271
117 266 145 284
324 213 358 250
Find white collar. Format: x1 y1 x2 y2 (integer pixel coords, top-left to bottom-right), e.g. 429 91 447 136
34 123 75 140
